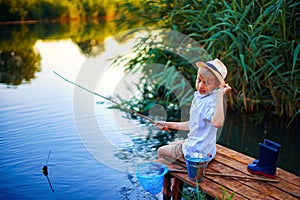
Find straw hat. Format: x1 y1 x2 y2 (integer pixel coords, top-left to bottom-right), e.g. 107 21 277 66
195 58 228 86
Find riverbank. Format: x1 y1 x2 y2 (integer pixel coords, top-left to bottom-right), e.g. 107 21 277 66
0 16 113 25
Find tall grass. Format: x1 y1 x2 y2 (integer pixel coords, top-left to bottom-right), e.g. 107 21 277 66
115 0 299 124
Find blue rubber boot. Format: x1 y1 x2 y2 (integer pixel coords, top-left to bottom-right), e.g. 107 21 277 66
247 143 279 178
252 139 281 164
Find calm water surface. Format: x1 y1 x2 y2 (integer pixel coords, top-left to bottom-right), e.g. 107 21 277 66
0 39 159 199
1 25 299 199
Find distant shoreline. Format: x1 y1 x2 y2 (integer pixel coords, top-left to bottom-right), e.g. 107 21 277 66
0 16 113 25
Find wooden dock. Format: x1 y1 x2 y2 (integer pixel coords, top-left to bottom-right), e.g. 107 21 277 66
157 144 300 199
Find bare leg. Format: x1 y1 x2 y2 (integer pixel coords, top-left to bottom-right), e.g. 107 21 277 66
158 141 184 160
158 145 177 159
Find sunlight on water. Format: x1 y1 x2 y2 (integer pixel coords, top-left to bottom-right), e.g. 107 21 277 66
35 39 85 78
0 37 158 199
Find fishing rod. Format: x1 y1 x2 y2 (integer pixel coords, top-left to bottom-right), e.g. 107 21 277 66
161 158 279 183
53 71 171 132
167 169 279 183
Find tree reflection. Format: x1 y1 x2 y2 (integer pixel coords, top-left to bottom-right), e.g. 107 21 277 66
0 50 41 85
0 25 41 86
0 18 125 86
70 20 109 56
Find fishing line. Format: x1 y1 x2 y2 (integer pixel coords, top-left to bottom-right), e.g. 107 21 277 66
53 71 171 132
45 150 51 165
41 150 54 192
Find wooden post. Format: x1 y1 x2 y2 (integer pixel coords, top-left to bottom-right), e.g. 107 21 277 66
172 178 184 200
163 174 172 200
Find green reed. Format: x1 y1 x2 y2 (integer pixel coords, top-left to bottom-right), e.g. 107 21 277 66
115 0 299 124
178 181 234 200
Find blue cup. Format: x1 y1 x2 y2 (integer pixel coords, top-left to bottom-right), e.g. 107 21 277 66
185 152 209 182
136 162 168 194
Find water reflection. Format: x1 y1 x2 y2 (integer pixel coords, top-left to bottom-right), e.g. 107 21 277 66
0 24 41 85
0 50 41 85
0 28 159 199
0 19 122 86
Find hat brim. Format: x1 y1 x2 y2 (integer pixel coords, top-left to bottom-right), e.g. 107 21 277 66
196 62 225 87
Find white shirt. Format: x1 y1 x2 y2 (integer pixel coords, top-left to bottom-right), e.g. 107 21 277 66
182 91 217 162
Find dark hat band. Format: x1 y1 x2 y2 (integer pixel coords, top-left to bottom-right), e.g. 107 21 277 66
205 62 223 78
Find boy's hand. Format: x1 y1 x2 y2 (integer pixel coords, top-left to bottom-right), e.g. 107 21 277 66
155 121 169 131
219 83 231 95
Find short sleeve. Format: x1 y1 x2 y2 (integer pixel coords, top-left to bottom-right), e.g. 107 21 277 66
203 102 216 121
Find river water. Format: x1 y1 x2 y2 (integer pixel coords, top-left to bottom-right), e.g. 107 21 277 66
0 22 299 199
0 34 160 199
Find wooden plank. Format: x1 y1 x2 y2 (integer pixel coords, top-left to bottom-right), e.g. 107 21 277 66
208 158 295 200
158 158 256 199
216 145 300 199
211 150 300 200
205 172 279 183
164 157 274 199
159 158 277 199
216 144 300 187
216 144 253 164
168 170 247 200
156 144 300 200
157 158 239 199
197 160 276 199
205 170 274 199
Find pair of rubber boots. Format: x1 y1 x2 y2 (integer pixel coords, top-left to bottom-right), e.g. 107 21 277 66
247 139 281 178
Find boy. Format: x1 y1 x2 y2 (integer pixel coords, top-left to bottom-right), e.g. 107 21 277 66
156 58 231 162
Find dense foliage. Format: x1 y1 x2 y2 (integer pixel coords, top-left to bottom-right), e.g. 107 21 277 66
114 0 300 122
